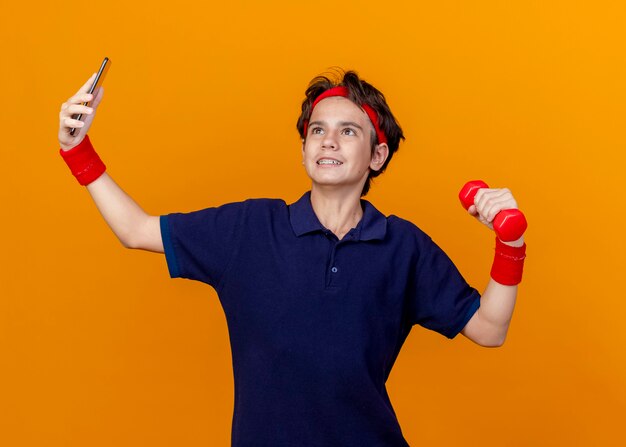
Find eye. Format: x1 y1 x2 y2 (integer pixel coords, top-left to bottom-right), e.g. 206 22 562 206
342 128 357 136
311 127 324 135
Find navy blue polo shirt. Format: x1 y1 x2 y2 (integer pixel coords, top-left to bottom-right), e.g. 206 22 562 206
160 191 480 447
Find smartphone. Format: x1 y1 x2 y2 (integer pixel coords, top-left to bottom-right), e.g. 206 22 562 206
70 57 111 136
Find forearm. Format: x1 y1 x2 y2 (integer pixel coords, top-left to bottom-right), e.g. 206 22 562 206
476 279 518 345
86 172 150 248
479 235 523 331
462 236 524 346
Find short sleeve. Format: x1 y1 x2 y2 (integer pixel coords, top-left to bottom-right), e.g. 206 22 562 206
160 201 246 287
409 236 481 339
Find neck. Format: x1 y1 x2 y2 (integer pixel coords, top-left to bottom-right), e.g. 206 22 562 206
310 185 364 239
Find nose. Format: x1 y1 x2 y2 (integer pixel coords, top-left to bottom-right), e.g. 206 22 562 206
322 131 338 150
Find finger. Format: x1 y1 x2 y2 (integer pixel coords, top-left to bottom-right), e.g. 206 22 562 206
63 117 85 129
68 92 94 106
62 104 93 118
61 94 93 117
475 188 510 212
475 187 507 205
479 196 519 222
480 197 514 222
474 209 494 227
473 188 491 208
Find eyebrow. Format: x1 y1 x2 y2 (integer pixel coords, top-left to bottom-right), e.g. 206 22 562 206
308 120 365 131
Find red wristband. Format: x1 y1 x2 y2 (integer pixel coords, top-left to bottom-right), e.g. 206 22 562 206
490 237 526 286
59 135 106 186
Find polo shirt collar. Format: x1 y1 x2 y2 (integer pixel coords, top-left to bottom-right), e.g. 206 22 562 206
289 191 387 241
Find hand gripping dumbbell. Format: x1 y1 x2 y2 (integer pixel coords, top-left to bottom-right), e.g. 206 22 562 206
459 180 528 242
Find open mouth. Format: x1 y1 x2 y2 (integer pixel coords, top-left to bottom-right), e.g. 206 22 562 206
317 159 343 165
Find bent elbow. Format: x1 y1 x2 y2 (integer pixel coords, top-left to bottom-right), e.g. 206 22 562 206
119 230 139 250
120 236 134 249
482 335 506 348
123 234 148 250
120 217 164 253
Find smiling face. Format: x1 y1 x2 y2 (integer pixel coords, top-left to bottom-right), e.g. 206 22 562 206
302 96 388 195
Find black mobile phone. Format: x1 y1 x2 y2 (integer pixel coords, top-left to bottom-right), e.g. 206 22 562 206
70 57 111 136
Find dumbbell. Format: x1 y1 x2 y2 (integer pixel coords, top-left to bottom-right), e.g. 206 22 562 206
459 180 527 242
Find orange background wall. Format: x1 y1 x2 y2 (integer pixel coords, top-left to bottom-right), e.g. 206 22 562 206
1 1 625 445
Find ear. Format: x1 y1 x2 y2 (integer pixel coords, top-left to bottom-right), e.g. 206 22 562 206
369 143 389 172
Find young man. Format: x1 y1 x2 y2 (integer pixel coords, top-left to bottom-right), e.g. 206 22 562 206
58 70 526 446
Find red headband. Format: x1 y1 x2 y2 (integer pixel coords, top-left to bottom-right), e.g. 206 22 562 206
303 86 387 145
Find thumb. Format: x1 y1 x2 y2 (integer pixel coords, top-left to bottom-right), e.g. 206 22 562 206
468 205 478 216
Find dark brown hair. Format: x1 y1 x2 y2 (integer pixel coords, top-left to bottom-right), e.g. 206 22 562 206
296 69 405 196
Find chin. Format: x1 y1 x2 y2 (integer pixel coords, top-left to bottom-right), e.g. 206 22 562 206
311 178 365 192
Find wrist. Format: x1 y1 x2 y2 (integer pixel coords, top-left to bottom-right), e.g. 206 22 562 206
500 236 525 247
59 135 106 186
490 237 526 285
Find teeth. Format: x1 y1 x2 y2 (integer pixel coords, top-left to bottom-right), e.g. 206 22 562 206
317 159 342 165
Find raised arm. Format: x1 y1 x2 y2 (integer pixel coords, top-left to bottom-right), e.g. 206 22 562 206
460 187 527 347
58 74 163 253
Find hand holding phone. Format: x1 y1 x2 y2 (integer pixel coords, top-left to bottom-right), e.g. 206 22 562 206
70 57 111 136
59 57 111 151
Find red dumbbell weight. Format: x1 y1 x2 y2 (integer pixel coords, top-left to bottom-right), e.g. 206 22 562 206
459 180 528 242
